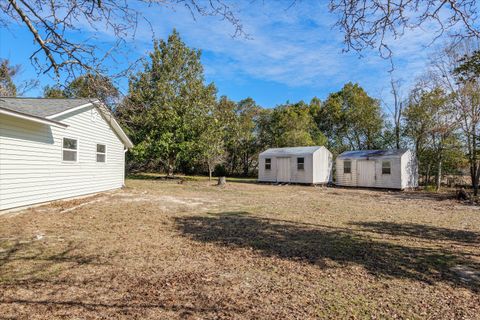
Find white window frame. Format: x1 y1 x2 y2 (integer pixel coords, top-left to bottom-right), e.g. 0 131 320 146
382 160 391 175
62 137 79 163
96 143 107 163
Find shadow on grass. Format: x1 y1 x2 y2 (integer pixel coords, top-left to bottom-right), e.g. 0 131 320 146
0 240 100 284
225 178 258 185
0 298 239 316
127 173 258 184
127 173 178 180
351 221 480 244
175 212 480 292
391 191 456 202
0 239 241 317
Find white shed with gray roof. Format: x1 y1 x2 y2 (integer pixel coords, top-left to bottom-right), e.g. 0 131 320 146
336 149 418 189
0 97 133 211
258 146 333 184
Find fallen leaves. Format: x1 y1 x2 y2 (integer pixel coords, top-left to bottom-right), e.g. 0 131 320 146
0 179 479 319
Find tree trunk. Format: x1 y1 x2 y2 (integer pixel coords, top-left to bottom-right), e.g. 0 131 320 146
217 176 226 186
474 162 480 196
208 163 212 181
167 159 174 177
426 163 431 185
231 153 237 176
473 134 478 196
395 125 400 149
472 163 478 196
243 152 249 176
436 154 442 192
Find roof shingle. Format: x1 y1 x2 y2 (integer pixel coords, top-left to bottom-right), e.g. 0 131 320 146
0 97 97 118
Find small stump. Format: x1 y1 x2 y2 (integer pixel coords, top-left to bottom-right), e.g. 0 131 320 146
456 188 470 201
217 176 226 186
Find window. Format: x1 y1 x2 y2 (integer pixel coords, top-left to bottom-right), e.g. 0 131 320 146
62 138 78 162
265 158 271 170
344 160 351 174
96 144 106 163
382 161 391 174
297 157 304 170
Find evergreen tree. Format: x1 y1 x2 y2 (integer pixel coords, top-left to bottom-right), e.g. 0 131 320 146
0 59 17 96
117 30 217 175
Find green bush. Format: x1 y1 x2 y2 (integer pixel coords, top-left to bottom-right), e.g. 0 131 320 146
424 184 437 192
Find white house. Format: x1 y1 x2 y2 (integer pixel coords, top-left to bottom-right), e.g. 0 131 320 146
336 149 418 190
0 97 133 211
258 146 333 184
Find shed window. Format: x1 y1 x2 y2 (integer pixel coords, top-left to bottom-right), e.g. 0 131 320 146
382 161 391 174
62 138 78 162
96 144 106 163
344 160 351 174
297 157 304 170
265 158 271 170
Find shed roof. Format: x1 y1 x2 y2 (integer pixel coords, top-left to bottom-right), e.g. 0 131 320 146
260 146 324 157
337 149 409 159
0 97 96 118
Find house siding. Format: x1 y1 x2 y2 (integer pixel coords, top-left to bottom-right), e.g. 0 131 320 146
0 105 125 210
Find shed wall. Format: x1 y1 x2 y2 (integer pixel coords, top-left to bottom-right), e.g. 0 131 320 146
0 105 125 210
336 157 403 189
335 158 358 186
258 154 314 183
401 151 419 188
290 154 313 183
312 148 333 184
258 155 277 182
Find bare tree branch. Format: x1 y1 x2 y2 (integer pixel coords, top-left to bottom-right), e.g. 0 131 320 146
0 0 245 79
329 0 480 58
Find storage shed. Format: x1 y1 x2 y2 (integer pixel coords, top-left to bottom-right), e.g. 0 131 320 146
0 97 133 211
258 146 333 184
336 149 418 189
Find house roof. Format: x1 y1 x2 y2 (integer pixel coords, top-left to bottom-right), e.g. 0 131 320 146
337 149 410 159
0 97 133 148
260 146 324 156
0 97 96 118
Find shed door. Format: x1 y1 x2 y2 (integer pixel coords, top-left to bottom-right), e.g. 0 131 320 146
357 160 376 187
276 157 291 182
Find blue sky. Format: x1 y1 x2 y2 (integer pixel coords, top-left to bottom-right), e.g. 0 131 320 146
0 1 445 111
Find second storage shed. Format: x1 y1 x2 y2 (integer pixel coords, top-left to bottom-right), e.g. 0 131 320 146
258 146 333 184
336 149 418 189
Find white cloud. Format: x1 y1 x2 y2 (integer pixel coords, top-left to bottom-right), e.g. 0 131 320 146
2 0 454 107
132 0 448 103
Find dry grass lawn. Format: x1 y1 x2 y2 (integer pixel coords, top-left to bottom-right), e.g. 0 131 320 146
1 177 479 319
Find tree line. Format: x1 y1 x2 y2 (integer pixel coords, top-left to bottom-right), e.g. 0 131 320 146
1 31 480 193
